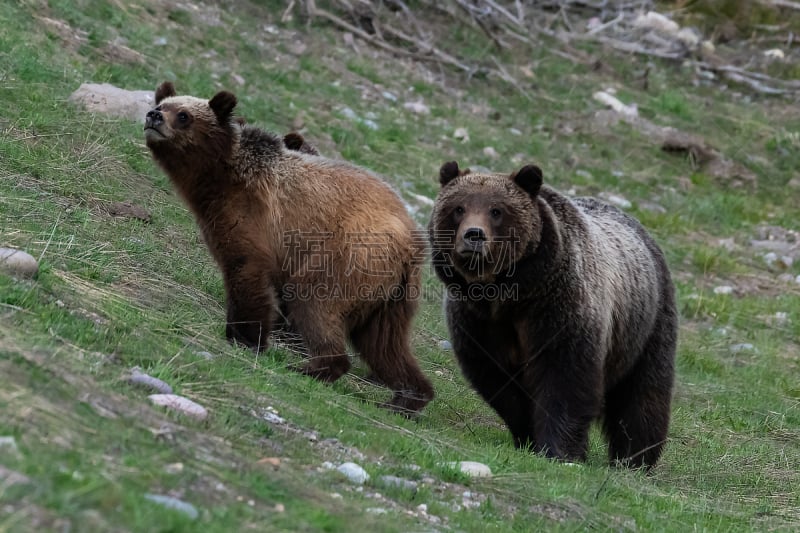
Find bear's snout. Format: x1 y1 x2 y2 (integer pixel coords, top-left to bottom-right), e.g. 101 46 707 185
145 109 164 128
463 227 486 244
459 226 488 255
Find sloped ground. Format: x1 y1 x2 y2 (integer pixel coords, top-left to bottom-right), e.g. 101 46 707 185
1 0 799 531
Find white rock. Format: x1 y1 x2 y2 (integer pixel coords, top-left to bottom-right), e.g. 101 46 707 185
483 146 499 159
262 412 285 424
144 493 199 520
795 274 800 285
764 49 784 60
362 119 379 131
0 436 19 455
633 11 680 36
713 285 734 295
717 238 736 252
69 83 156 123
453 127 470 142
416 503 428 514
445 460 492 478
603 194 632 209
403 101 430 114
438 340 452 350
593 91 638 118
0 248 38 277
366 507 388 515
676 27 701 49
508 128 522 136
336 462 370 484
148 394 208 421
382 91 398 102
772 312 789 326
730 343 754 353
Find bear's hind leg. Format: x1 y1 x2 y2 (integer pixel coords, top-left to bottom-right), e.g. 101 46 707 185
349 299 434 415
603 326 676 469
286 304 351 383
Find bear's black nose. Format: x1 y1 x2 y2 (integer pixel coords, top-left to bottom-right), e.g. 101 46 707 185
463 227 486 243
145 109 163 127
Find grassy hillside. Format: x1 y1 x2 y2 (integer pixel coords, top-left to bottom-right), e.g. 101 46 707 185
1 0 799 531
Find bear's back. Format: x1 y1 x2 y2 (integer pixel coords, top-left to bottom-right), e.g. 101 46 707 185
564 196 667 376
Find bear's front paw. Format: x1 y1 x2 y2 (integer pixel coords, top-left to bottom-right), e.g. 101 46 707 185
225 322 269 352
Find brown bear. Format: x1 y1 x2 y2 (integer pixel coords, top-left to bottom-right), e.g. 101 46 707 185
144 81 434 413
428 161 677 468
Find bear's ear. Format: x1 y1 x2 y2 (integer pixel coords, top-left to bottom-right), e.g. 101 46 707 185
283 132 305 151
511 165 543 197
154 81 176 105
209 91 237 121
440 161 465 186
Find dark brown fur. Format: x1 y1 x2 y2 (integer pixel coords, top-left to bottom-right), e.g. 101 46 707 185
429 161 677 468
144 82 433 413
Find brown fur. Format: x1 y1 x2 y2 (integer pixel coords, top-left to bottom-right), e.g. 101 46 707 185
144 82 433 413
429 161 677 468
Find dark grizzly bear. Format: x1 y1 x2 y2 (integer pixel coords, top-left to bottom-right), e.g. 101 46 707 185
144 81 433 413
428 161 677 468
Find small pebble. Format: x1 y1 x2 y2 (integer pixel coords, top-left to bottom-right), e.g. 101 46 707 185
713 285 734 295
483 146 499 159
148 394 208 421
366 507 388 515
144 493 199 520
453 127 469 142
262 412 286 425
336 462 370 484
0 248 39 278
403 101 430 114
438 340 452 350
382 91 398 102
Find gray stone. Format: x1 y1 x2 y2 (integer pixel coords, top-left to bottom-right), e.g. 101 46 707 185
379 475 418 492
0 465 30 487
127 368 173 394
438 340 452 350
69 83 156 123
0 248 38 278
144 493 199 519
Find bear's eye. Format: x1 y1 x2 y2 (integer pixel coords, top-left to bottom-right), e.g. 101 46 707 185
489 208 502 219
177 112 189 122
454 206 465 216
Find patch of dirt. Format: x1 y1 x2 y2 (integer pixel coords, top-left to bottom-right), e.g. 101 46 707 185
36 16 88 51
105 201 152 223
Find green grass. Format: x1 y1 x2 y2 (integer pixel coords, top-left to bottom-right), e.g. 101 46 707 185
2 0 800 531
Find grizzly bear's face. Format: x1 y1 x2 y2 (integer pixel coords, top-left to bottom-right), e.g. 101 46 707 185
144 81 238 156
429 162 543 283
